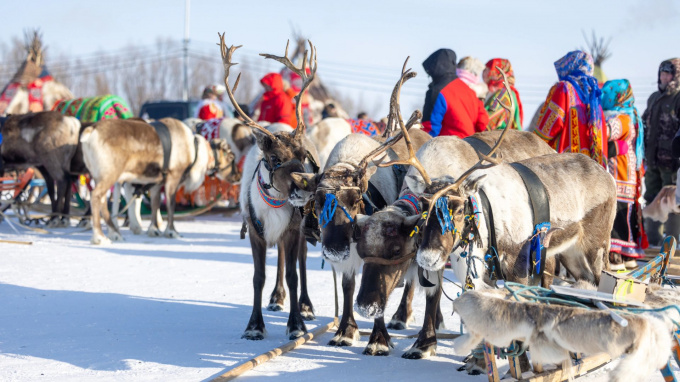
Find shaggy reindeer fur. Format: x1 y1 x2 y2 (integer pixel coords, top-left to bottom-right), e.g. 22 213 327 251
354 130 555 359
0 111 82 227
81 117 234 244
643 185 679 223
289 129 431 355
452 288 674 382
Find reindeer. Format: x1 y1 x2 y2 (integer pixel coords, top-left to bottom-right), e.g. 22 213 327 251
288 59 431 355
219 34 322 340
400 72 616 373
0 111 84 227
352 70 557 360
80 117 235 244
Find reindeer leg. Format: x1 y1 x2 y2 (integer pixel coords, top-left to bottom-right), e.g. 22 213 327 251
163 179 181 238
403 270 442 359
329 270 359 346
61 176 75 228
283 231 307 340
90 177 115 245
267 245 287 311
243 227 267 340
388 278 415 330
39 167 59 228
124 183 143 235
298 238 315 320
146 184 163 237
363 316 393 356
54 177 70 228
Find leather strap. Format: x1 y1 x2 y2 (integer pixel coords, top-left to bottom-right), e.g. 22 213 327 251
464 136 492 157
478 189 504 282
150 121 172 175
509 162 551 286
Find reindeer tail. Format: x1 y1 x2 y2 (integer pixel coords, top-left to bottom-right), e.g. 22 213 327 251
79 126 95 144
610 315 672 382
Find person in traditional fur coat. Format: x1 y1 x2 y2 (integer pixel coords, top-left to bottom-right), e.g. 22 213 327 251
644 58 680 246
533 50 607 168
483 58 523 130
602 79 647 269
421 49 488 138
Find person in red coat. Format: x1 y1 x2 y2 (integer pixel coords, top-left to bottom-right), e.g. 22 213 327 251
258 72 296 127
421 49 489 138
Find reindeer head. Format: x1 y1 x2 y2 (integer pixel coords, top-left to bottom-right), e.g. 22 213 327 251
290 58 420 263
218 33 318 200
414 68 514 273
208 138 239 183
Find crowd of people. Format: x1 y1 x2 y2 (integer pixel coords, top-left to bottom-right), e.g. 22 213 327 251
419 48 680 271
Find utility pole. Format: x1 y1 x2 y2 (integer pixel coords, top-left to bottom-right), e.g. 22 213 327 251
182 0 190 101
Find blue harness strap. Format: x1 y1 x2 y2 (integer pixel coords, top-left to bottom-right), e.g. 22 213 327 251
318 193 354 228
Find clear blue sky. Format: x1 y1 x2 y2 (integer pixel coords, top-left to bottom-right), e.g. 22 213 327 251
1 0 678 122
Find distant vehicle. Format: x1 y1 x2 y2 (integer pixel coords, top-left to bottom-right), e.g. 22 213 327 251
138 100 200 120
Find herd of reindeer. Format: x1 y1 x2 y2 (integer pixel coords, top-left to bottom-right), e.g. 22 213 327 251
2 34 677 380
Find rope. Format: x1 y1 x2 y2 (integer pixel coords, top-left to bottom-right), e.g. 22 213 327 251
435 196 454 235
318 193 354 228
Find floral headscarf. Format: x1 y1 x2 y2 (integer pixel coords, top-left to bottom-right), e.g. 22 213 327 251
555 50 605 165
484 58 523 125
601 79 645 169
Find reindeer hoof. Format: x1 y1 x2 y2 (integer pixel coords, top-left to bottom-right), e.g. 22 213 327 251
241 330 265 340
387 319 408 330
266 303 284 311
363 342 391 356
46 217 61 228
147 228 162 237
403 345 436 359
300 304 315 321
107 231 124 242
91 234 111 245
287 329 306 340
77 219 91 229
130 226 143 235
164 230 181 239
328 329 359 346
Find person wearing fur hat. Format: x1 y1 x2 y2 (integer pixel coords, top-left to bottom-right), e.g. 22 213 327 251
421 49 488 138
483 58 523 130
643 58 680 246
456 56 488 100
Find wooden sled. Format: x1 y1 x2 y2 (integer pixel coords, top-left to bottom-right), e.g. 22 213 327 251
481 236 678 382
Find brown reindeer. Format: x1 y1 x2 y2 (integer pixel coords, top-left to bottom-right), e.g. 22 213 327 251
0 111 83 227
219 34 321 340
81 117 235 244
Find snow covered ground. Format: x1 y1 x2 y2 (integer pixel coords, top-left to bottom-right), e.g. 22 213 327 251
0 213 674 381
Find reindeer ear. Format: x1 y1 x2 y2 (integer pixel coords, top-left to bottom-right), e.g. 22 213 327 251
543 227 564 248
405 174 425 195
403 214 421 230
254 129 274 151
461 174 486 196
291 172 320 192
355 214 369 230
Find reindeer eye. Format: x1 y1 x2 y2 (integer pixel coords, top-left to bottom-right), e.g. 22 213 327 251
270 155 281 166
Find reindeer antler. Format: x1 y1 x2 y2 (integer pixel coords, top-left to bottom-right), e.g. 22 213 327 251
260 39 318 139
217 32 276 140
425 66 514 216
355 57 426 185
374 57 432 185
